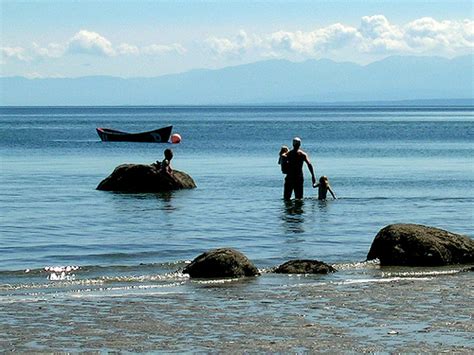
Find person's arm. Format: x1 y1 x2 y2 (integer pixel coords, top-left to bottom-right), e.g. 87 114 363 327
160 160 178 183
328 186 336 199
161 160 174 176
303 152 316 186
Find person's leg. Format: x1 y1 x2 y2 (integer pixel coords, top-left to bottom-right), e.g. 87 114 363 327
294 177 304 199
284 177 293 200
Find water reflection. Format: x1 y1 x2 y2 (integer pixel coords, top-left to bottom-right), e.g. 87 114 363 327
108 190 177 213
281 197 335 234
155 191 176 212
281 199 305 234
317 199 329 212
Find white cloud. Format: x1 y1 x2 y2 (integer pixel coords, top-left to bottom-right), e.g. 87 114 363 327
206 36 240 57
206 30 257 57
360 15 402 40
404 17 474 52
315 23 361 51
141 43 187 56
358 15 407 53
2 17 472 66
1 30 189 63
269 24 361 54
32 42 65 58
1 46 30 61
117 43 140 55
268 31 313 54
205 16 473 58
67 30 116 56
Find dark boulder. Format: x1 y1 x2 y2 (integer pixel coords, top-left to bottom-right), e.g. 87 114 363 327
274 260 336 274
97 163 196 192
367 224 474 266
183 248 260 279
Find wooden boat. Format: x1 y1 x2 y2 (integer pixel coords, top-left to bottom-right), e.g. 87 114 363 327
96 126 173 143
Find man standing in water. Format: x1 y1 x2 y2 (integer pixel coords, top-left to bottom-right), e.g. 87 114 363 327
283 137 316 200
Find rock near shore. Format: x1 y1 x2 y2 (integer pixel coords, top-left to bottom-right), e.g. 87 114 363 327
274 260 337 274
367 224 474 266
97 163 196 192
183 248 260 279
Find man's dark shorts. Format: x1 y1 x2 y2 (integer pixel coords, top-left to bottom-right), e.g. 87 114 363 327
284 175 304 200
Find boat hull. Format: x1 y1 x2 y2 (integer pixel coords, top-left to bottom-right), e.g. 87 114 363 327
96 126 173 143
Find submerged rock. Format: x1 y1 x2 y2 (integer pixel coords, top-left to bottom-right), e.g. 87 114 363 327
97 163 196 192
274 260 336 274
367 224 474 266
183 248 260 279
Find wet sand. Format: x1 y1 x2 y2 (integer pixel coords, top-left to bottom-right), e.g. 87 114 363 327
1 269 473 352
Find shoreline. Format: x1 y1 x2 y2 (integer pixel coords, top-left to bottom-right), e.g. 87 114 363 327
1 269 472 352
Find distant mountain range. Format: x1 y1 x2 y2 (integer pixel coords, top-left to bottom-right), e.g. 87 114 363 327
1 55 472 106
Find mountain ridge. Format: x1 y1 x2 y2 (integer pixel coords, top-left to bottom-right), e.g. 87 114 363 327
1 55 472 106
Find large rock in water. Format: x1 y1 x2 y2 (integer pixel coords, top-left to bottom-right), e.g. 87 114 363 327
367 224 474 266
183 248 260 278
97 164 196 192
274 260 336 274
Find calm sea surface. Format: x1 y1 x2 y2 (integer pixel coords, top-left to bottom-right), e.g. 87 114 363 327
0 106 473 352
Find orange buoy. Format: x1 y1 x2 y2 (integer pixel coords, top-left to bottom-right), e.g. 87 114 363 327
171 133 182 144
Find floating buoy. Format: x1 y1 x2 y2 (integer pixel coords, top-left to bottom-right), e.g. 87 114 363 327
171 133 182 144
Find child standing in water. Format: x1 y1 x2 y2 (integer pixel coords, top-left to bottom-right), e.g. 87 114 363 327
278 145 289 174
314 176 336 200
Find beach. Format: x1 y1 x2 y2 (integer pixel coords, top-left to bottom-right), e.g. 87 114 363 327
2 267 472 352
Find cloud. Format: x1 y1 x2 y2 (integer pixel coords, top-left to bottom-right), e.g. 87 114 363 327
268 24 361 55
205 30 260 57
117 43 140 55
67 30 116 56
1 46 30 61
2 30 189 63
3 17 472 66
141 43 187 55
358 15 407 52
32 42 65 58
205 16 473 58
404 17 474 52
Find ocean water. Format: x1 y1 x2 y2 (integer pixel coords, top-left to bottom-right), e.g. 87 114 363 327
0 106 473 352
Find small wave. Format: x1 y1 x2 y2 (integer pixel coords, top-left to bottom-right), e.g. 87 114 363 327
0 260 190 278
69 282 187 299
0 282 187 303
0 278 105 292
381 269 467 277
193 278 242 284
98 271 189 283
0 269 189 291
43 265 80 281
336 277 433 285
285 276 433 289
333 259 380 270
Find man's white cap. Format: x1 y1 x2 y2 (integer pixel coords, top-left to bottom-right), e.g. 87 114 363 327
293 137 301 143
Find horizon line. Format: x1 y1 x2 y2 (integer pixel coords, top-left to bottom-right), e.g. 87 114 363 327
1 98 473 109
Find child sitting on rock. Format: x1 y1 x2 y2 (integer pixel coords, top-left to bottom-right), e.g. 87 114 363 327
154 148 176 183
160 148 174 175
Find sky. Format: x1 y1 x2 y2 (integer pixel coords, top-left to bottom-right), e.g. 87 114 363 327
1 0 473 78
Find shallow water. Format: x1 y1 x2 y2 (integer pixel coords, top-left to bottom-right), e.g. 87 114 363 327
1 267 472 352
0 106 473 351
